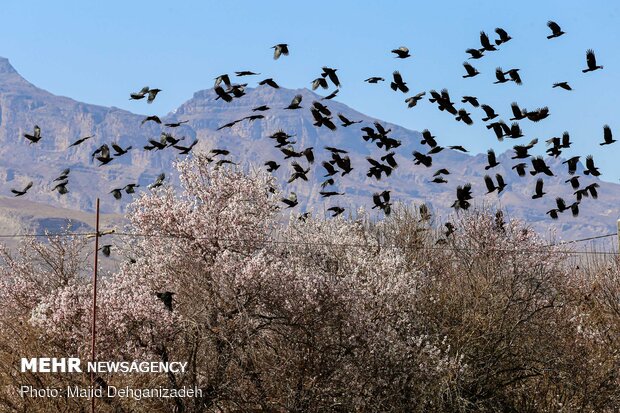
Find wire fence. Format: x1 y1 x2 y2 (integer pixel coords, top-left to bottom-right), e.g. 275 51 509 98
0 229 616 255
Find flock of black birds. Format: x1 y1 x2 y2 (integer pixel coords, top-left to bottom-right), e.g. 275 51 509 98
9 23 613 230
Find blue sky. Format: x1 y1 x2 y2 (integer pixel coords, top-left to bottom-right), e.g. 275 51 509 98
2 0 619 180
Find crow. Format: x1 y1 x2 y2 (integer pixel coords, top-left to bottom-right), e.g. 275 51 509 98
324 146 348 154
311 77 329 90
321 178 335 188
530 157 554 176
11 181 33 196
365 77 385 83
494 68 510 84
600 125 616 145
509 102 527 120
264 161 280 172
505 68 522 85
565 176 580 189
455 108 474 125
526 107 550 122
546 208 559 220
444 222 456 237
258 78 280 89
313 101 331 116
390 71 409 93
532 178 546 199
449 145 469 153
512 138 538 158
272 43 289 60
228 84 247 98
381 151 398 168
141 115 162 125
462 62 480 78
487 121 508 141
582 49 603 73
129 86 149 100
512 163 527 177
287 161 310 183
214 74 231 89
561 131 572 148
217 120 240 130
372 190 392 215
405 92 426 108
583 155 600 176
484 175 499 194
110 188 123 200
433 168 450 176
210 149 230 156
337 113 362 127
428 145 445 154
54 168 70 181
412 151 432 167
547 21 565 39
322 161 338 177
24 125 42 144
461 96 479 107
164 120 188 127
124 183 140 194
69 135 93 147
485 149 500 169
430 176 448 184
466 49 484 59
214 86 233 102
334 155 353 175
148 173 166 189
285 94 303 109
147 88 161 103
252 105 270 112
494 27 512 45
420 129 437 147
99 245 112 257
321 67 340 88
479 31 497 52
235 71 260 76
391 46 411 58
585 182 600 199
556 197 569 213
562 156 580 175
322 89 339 100
173 139 198 155
480 104 498 121
52 180 69 195
327 206 345 217
320 190 344 198
452 184 473 210
281 192 298 208
553 82 572 90
242 114 265 123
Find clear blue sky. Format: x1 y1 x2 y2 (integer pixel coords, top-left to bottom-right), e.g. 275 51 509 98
2 0 619 180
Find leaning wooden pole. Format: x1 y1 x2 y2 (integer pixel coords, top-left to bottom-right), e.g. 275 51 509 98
91 198 100 413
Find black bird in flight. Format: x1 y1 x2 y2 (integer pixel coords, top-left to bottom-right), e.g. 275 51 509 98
111 143 132 156
562 156 580 175
391 46 411 58
530 157 554 176
124 183 140 194
148 173 166 189
214 86 233 102
285 94 303 109
512 163 527 177
141 115 162 125
553 82 572 90
259 78 280 88
461 96 479 107
390 71 409 93
252 105 270 112
466 48 484 59
52 180 69 195
479 31 497 52
24 125 42 144
272 43 289 60
311 77 329 90
214 74 231 89
405 92 426 108
494 27 512 45
452 184 473 210
264 161 280 172
327 206 345 217
69 135 93 147
165 120 189 127
281 192 298 208
462 62 480 78
565 175 580 190
365 77 385 83
173 139 198 155
599 125 615 145
504 68 522 85
54 168 70 182
547 21 565 39
130 86 149 100
337 113 362 127
322 89 339 100
532 178 546 199
11 181 33 196
582 49 603 73
372 190 392 216
156 292 175 311
480 104 498 121
455 109 474 125
494 67 510 84
235 71 260 76
321 67 340 88
412 151 432 167
583 155 601 176
509 102 527 120
147 88 161 103
485 149 500 170
484 174 507 194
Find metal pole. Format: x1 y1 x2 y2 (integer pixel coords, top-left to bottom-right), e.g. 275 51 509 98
617 220 620 256
91 198 100 413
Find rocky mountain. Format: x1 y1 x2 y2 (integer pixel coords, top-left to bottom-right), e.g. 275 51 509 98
0 56 618 242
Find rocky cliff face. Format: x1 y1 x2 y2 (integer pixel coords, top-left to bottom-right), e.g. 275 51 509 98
0 57 617 242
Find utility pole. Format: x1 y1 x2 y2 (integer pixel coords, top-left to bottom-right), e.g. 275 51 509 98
91 198 100 413
617 219 620 256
